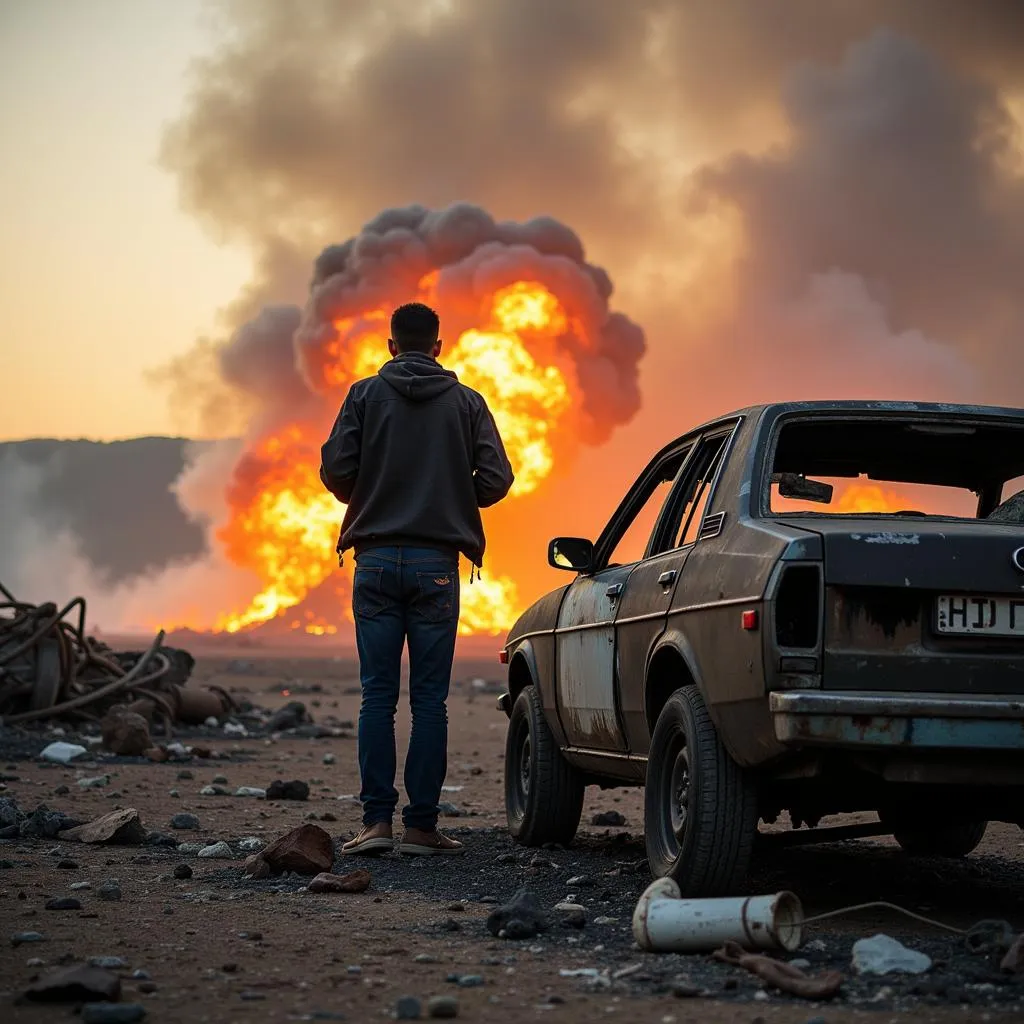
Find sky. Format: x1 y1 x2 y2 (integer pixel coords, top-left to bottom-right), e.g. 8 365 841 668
0 0 249 440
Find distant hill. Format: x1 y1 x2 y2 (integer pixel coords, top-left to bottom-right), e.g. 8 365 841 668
0 437 205 583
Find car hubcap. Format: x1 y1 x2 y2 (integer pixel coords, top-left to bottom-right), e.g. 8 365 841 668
668 740 690 848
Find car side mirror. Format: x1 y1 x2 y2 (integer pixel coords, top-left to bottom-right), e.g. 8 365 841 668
548 537 594 573
774 472 834 504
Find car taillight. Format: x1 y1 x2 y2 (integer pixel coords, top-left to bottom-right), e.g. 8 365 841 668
775 565 821 649
498 650 508 664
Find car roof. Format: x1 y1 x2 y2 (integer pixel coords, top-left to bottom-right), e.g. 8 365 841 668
690 400 1024 435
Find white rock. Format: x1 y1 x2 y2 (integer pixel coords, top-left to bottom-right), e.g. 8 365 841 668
77 775 109 788
197 841 234 859
70 881 91 890
554 902 587 912
204 716 219 727
322 753 336 765
39 742 87 764
176 842 206 855
234 787 266 799
223 722 247 736
237 837 264 852
852 934 932 975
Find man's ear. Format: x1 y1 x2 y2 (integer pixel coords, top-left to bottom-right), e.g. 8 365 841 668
387 338 398 357
433 339 443 358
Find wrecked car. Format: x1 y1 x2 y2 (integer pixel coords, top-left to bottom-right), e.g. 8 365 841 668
498 401 1024 896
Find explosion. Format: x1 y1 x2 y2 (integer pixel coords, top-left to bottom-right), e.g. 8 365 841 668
201 204 644 638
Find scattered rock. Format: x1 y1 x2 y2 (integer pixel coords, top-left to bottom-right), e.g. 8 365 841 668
234 787 266 799
590 811 627 827
237 837 264 852
172 864 193 880
437 802 463 817
266 779 309 801
45 897 81 911
671 980 701 998
323 753 336 765
24 963 121 1002
852 934 932 975
212 774 229 785
11 931 46 946
427 995 459 1019
199 785 231 796
21 804 77 839
244 823 333 877
60 809 147 845
54 784 70 796
486 889 548 940
1000 934 1024 973
455 974 483 988
78 776 110 789
98 881 122 902
965 919 1016 956
144 831 178 848
175 770 194 780
90 956 128 969
71 881 91 890
169 813 200 831
395 995 422 1019
39 742 88 764
266 701 310 731
101 710 151 756
144 747 168 763
308 869 372 894
198 841 234 859
81 1003 147 1024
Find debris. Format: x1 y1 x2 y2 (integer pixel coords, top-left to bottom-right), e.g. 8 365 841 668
238 837 264 852
21 804 79 839
199 785 231 796
965 919 1016 956
81 1004 147 1024
243 823 334 877
24 963 121 1002
308 869 371 894
198 841 234 859
45 897 82 911
427 995 459 1018
12 932 46 946
39 742 88 764
172 864 193 880
90 956 128 969
98 880 122 902
266 701 310 731
79 775 110 789
169 813 200 830
395 995 422 1019
852 934 932 976
323 753 336 765
266 779 310 801
713 941 843 999
100 709 151 756
591 811 627 827
60 809 147 845
1000 934 1024 973
234 787 266 799
486 889 548 940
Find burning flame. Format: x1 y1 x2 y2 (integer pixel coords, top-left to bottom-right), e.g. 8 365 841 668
835 483 908 514
212 278 574 636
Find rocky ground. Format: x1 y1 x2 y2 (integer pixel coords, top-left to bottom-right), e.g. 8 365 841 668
1 649 1024 1023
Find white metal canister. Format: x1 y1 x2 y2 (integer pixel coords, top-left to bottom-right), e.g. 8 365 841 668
632 877 804 953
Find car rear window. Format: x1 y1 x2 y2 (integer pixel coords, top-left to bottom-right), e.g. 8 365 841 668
765 416 1024 521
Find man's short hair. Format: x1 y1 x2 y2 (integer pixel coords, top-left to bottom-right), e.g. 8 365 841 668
391 302 440 354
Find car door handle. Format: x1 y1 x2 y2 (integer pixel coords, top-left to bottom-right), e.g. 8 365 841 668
658 570 677 586
606 584 623 598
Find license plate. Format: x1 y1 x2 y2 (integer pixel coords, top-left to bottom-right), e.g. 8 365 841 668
936 595 1024 636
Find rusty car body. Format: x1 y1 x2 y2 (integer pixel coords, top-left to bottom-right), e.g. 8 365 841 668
498 401 1024 895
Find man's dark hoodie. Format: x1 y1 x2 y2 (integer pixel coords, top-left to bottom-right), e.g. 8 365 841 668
319 352 514 566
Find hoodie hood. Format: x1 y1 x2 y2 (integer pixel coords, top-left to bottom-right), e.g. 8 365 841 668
378 351 459 402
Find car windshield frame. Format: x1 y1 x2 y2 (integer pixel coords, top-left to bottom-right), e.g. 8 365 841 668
757 410 1024 522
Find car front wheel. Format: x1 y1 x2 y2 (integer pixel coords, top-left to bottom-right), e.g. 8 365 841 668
645 685 758 896
505 685 585 846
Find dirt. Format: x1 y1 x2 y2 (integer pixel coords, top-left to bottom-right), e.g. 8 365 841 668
2 649 1024 1023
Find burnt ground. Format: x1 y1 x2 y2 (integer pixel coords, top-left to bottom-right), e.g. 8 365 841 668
1 650 1023 1023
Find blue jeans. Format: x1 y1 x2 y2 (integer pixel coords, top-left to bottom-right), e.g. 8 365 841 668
352 545 460 830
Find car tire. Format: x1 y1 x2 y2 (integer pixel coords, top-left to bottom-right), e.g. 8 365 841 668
644 686 758 896
505 685 585 846
888 819 988 858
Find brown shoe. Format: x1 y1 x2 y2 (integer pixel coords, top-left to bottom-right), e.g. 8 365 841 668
341 822 394 856
399 827 465 856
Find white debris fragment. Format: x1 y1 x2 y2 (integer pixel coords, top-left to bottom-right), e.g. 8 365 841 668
197 841 234 859
852 934 932 975
39 742 87 764
234 787 266 799
77 775 109 788
223 722 247 736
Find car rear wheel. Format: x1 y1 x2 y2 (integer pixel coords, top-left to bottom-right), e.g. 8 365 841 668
644 686 758 896
886 817 988 857
505 686 585 846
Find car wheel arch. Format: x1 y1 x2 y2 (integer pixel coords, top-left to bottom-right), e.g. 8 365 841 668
644 634 706 733
508 646 536 705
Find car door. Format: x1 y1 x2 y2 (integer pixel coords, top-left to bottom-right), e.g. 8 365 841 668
615 428 736 752
555 443 693 751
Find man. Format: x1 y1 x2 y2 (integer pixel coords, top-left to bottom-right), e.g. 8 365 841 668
320 302 514 856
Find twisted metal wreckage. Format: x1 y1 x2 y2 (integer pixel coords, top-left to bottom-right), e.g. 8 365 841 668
0 580 231 733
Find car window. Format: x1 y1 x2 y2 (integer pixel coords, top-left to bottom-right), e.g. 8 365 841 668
604 447 691 567
673 435 729 548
